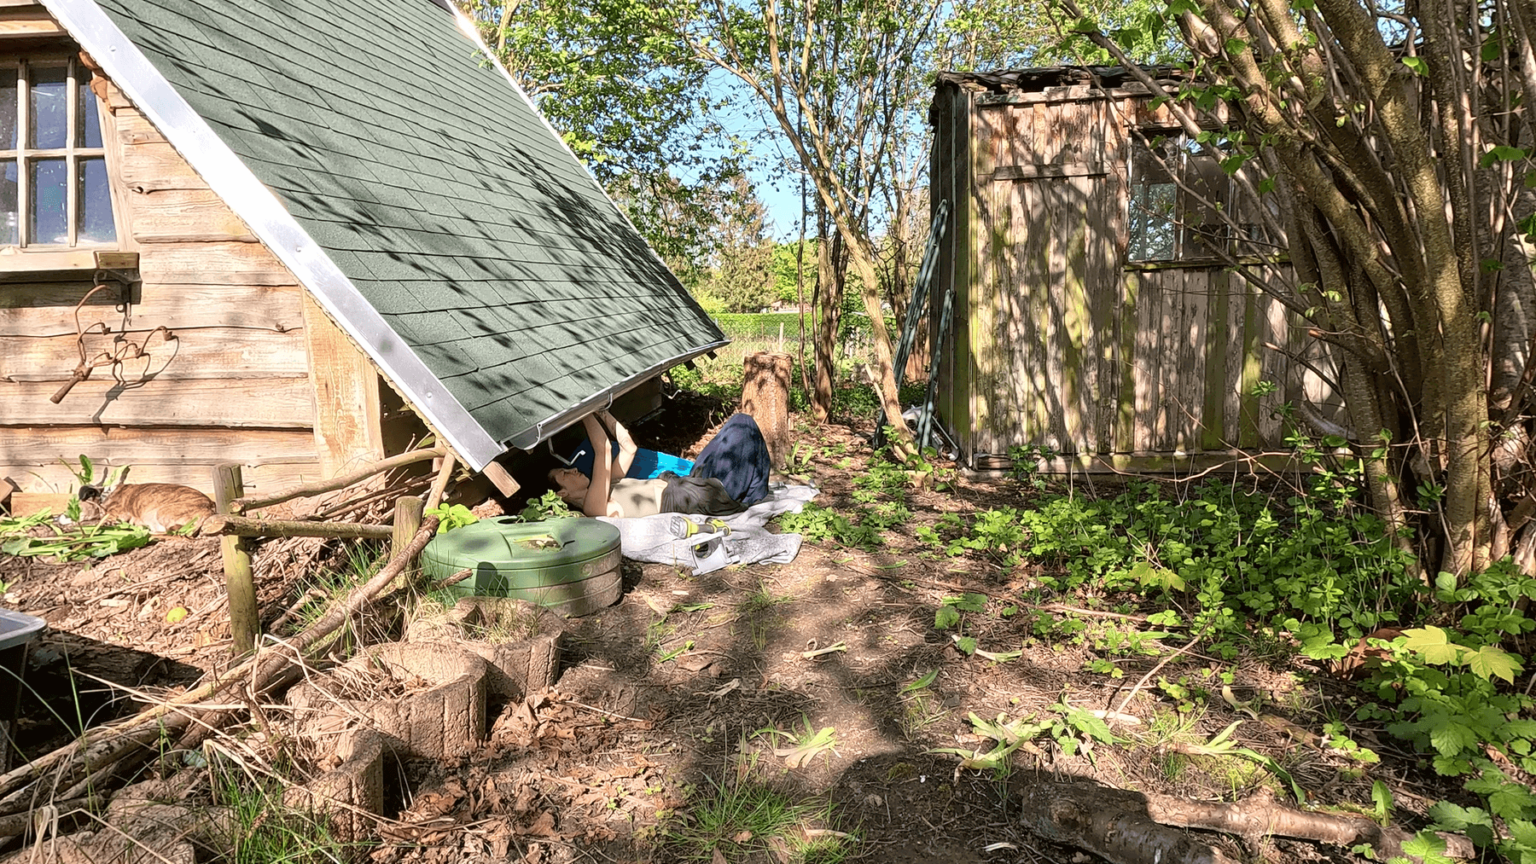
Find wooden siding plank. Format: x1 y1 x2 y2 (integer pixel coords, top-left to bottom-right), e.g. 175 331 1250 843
0 326 308 382
961 89 984 459
4 460 323 497
301 292 385 477
1237 279 1264 447
1201 269 1230 450
0 5 63 36
971 159 1005 456
1132 271 1164 449
991 162 1106 181
0 283 304 335
1114 271 1138 452
138 242 300 286
115 111 167 146
1174 268 1210 450
118 141 210 193
0 426 317 467
0 377 316 428
129 189 259 243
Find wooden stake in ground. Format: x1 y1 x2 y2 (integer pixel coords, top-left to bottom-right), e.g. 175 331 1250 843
213 462 258 655
392 495 425 579
741 351 792 469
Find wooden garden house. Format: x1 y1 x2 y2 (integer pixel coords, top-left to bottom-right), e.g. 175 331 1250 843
929 67 1339 472
0 0 725 501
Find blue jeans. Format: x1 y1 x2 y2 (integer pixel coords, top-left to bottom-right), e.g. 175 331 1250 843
690 414 771 506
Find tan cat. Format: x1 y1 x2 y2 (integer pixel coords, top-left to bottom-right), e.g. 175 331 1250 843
78 482 216 534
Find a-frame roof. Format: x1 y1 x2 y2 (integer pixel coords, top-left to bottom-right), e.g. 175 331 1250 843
42 0 727 471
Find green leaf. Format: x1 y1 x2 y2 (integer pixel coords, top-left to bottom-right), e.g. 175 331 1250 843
934 606 960 630
1224 37 1248 54
901 669 939 694
1480 145 1528 168
1428 721 1479 757
1059 705 1119 744
1402 626 1466 665
1467 644 1522 682
954 592 988 612
1371 780 1393 822
1427 800 1491 832
1481 37 1503 62
1401 57 1429 76
1401 831 1452 864
955 635 978 656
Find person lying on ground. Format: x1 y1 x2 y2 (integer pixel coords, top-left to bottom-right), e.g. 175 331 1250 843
564 432 693 480
549 411 747 518
558 412 774 509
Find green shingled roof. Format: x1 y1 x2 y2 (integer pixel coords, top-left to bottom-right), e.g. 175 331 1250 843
69 0 725 463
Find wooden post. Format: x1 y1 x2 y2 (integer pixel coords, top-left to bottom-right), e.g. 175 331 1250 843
741 351 793 470
392 496 425 578
213 463 258 655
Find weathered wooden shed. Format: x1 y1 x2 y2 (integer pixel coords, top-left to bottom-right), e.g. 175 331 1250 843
0 0 725 501
929 67 1338 472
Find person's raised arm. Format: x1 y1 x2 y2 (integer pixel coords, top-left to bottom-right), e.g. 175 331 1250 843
598 410 637 480
579 413 615 517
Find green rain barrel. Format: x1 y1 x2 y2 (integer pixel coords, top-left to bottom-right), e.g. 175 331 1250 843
421 517 623 617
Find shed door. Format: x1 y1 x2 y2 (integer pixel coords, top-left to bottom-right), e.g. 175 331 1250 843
972 101 1122 458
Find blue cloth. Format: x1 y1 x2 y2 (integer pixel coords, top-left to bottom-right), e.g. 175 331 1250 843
568 440 694 480
690 413 772 506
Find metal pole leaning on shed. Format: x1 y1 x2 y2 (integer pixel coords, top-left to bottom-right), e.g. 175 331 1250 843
213 462 258 655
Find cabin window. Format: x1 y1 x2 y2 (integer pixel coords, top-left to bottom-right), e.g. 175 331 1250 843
0 56 116 250
1126 132 1227 263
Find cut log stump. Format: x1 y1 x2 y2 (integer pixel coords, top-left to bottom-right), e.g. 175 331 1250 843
741 351 792 470
287 642 488 761
404 597 565 700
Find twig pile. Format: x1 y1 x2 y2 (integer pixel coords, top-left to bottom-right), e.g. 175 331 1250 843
0 454 458 833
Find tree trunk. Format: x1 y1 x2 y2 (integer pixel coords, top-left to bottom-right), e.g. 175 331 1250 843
811 226 842 421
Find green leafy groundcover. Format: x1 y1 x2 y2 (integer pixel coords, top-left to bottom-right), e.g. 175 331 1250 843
0 510 151 560
784 459 1536 862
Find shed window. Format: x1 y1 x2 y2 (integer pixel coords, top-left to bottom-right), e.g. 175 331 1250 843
1127 133 1227 263
0 56 116 250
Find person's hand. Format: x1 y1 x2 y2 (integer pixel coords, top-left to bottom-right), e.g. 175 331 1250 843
599 410 636 452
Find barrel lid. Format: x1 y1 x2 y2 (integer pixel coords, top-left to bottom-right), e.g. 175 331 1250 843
422 517 620 573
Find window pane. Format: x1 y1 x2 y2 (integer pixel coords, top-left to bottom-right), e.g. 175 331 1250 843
77 157 114 243
29 65 67 149
0 160 16 245
1128 183 1176 261
77 77 102 148
30 157 67 244
0 68 15 150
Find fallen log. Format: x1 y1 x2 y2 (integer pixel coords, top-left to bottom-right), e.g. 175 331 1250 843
1013 778 1474 864
199 514 394 540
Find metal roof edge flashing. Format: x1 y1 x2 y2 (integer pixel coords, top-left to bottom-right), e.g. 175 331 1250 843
503 339 731 451
40 0 505 472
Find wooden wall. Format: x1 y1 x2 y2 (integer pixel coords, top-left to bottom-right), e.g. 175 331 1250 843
0 59 386 497
931 82 1341 469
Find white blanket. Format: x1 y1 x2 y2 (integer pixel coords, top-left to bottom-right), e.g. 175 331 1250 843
599 484 818 575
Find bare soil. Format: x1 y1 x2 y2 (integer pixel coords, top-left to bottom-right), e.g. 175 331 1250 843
0 399 1457 864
